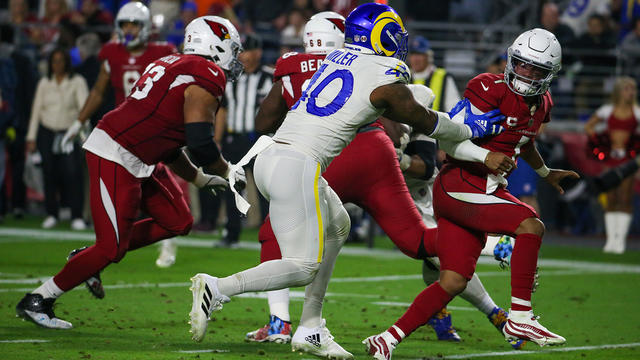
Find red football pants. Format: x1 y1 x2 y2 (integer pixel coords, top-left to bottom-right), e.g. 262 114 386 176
53 153 192 291
432 164 538 279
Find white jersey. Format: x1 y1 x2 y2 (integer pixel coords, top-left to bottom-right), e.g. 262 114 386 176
273 48 411 170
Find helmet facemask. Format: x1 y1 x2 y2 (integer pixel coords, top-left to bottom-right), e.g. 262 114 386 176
223 41 244 82
117 20 146 49
505 52 557 96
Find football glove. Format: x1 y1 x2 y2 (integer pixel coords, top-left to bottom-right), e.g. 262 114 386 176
451 98 505 139
193 168 228 196
60 120 83 154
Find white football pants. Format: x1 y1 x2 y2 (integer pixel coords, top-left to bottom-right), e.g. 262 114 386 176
217 144 350 297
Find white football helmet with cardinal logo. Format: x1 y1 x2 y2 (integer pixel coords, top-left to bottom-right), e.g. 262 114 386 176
183 16 244 81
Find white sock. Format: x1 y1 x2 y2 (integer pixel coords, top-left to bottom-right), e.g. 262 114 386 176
603 212 618 251
459 273 497 315
267 289 290 322
616 212 632 253
32 278 64 299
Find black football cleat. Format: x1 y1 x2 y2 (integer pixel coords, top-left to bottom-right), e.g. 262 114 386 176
67 247 105 299
16 293 72 329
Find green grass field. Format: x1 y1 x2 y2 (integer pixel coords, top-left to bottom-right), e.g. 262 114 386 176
1 218 640 359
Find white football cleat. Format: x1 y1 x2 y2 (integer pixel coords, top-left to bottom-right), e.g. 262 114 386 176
156 240 177 268
70 218 87 231
291 319 353 359
188 273 229 342
42 216 57 229
362 331 397 360
503 310 566 346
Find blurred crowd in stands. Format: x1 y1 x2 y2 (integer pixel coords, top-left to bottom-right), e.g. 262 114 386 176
1 0 640 248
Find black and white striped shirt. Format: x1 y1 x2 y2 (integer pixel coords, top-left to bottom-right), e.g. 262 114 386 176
223 66 273 134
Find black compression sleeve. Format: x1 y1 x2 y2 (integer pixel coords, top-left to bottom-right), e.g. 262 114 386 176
185 122 221 167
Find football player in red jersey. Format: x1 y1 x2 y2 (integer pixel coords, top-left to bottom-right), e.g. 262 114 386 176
61 2 181 274
364 29 579 359
243 12 516 359
16 16 245 330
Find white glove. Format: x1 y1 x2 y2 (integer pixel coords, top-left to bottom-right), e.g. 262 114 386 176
193 168 228 196
60 120 83 154
396 148 412 171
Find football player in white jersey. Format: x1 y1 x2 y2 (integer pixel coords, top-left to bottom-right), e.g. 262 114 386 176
188 3 506 355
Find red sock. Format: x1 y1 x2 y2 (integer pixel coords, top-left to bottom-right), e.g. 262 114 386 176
389 282 453 343
510 233 542 311
53 245 111 291
259 218 282 263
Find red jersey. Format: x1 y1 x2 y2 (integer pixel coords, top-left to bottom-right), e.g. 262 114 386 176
97 54 226 165
273 52 326 108
99 41 177 104
448 73 553 176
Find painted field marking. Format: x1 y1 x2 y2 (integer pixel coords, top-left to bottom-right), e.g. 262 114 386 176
438 341 640 359
0 339 50 343
2 227 640 273
175 349 230 353
373 301 475 311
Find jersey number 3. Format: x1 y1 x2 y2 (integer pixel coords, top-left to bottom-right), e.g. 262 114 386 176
292 63 354 117
131 65 166 100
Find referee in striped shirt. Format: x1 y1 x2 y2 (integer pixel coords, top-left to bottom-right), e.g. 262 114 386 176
205 33 272 247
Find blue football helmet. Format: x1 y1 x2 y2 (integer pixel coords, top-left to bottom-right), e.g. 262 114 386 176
344 3 409 62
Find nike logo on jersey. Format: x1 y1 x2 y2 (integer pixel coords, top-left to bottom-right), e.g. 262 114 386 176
208 68 219 76
481 82 489 91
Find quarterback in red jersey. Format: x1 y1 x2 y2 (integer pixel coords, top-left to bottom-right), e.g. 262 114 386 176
365 29 579 359
16 16 245 330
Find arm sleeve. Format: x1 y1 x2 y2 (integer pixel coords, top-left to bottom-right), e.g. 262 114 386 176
439 138 490 163
26 80 44 142
405 135 438 180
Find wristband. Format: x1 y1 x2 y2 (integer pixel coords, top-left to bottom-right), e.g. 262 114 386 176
535 165 550 178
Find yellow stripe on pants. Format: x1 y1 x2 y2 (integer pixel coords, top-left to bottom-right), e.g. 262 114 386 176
313 163 324 263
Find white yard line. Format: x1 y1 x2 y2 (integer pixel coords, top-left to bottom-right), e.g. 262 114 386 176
175 349 230 353
0 339 50 343
0 277 51 284
373 301 476 311
3 227 640 273
438 342 640 359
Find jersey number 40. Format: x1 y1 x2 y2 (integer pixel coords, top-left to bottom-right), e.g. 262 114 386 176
292 64 354 117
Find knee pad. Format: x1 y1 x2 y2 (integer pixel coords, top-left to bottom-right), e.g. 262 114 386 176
288 259 320 286
327 205 351 248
